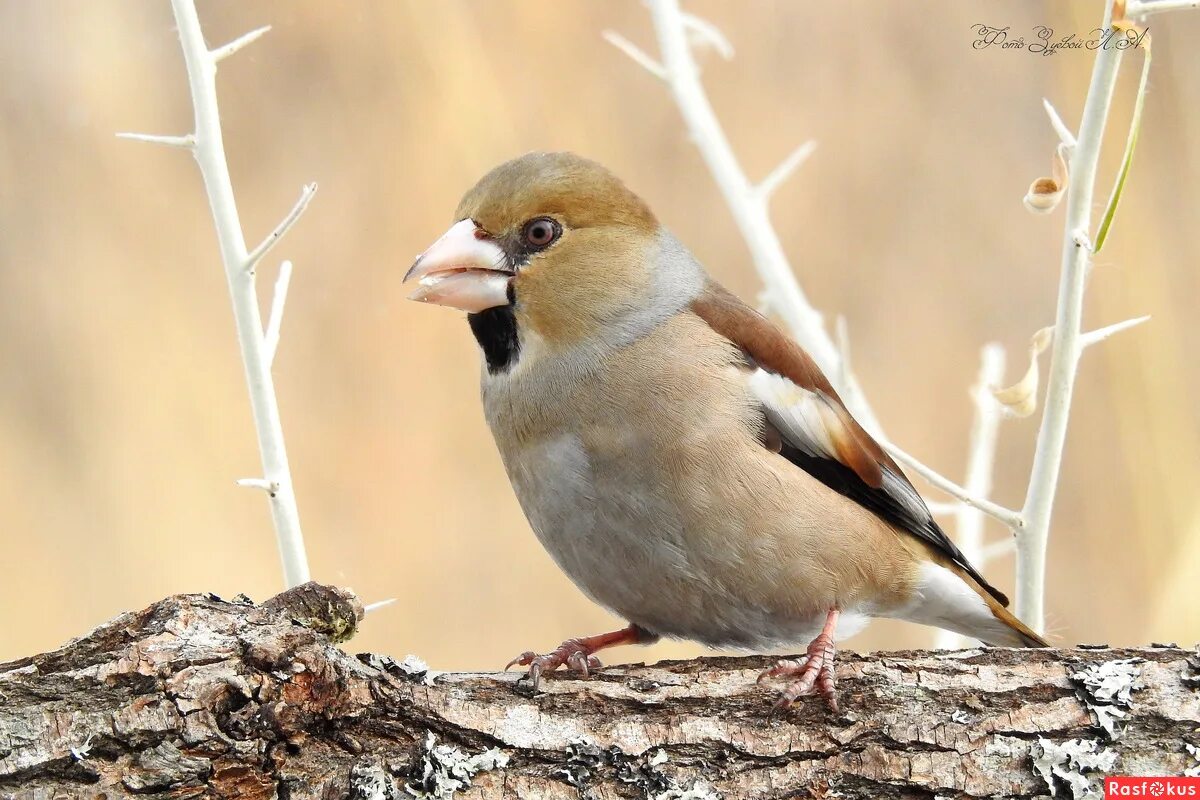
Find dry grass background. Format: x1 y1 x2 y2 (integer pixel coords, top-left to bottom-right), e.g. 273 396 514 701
1 1 1197 668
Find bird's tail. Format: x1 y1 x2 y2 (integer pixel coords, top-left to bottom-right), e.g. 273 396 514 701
902 560 1050 647
955 565 1050 647
986 600 1050 647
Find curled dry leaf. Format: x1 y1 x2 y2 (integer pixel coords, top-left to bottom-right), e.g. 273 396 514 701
1024 144 1070 214
993 327 1054 417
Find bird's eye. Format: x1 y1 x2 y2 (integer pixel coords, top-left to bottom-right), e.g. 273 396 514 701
521 217 561 250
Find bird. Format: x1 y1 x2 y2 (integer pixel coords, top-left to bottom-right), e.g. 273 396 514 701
403 151 1048 712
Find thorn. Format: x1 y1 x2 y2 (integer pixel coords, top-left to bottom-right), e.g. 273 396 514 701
115 132 195 149
364 598 397 614
264 260 293 366
210 25 271 63
680 12 734 60
1080 315 1151 348
1042 98 1078 149
602 30 667 80
756 141 818 204
237 478 279 495
245 183 318 271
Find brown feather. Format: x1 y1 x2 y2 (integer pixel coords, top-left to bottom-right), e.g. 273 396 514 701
692 281 890 489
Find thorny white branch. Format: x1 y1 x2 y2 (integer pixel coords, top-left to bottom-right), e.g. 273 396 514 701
1015 0 1137 628
120 0 313 588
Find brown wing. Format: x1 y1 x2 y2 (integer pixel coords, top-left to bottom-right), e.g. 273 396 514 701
692 281 1009 606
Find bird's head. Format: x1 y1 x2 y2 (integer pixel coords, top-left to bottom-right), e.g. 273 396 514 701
405 152 702 371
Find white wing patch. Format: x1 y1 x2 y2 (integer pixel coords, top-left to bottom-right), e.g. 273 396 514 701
746 368 840 460
746 367 933 528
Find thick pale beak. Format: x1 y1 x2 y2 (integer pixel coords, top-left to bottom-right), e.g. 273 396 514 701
404 219 512 313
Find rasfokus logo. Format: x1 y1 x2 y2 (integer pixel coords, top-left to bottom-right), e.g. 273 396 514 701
1106 777 1200 797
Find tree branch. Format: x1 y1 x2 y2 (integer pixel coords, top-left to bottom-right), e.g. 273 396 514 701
2 586 1195 797
120 0 313 588
1016 2 1130 630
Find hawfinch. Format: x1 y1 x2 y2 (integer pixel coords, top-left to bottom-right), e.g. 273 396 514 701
405 152 1047 711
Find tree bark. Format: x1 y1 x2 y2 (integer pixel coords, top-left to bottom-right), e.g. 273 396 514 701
1 585 1196 799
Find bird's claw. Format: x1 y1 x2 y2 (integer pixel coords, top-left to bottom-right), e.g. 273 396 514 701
759 634 839 715
504 639 603 691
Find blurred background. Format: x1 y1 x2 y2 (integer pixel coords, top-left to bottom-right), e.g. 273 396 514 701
1 1 1197 667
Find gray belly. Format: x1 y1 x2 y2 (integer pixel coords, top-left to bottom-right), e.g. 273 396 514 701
499 431 837 649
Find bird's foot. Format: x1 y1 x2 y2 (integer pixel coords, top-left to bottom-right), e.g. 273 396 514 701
504 625 648 692
758 610 841 714
505 640 603 691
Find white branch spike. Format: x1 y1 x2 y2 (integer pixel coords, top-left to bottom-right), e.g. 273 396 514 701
115 132 196 149
680 12 734 60
364 598 398 614
245 183 318 272
264 260 293 366
1042 98 1078 149
756 140 818 205
210 25 271 63
1080 315 1150 348
602 30 668 80
237 478 280 494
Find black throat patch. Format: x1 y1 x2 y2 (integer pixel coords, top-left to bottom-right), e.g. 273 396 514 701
467 304 520 373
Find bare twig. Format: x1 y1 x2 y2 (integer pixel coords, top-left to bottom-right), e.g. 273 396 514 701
122 0 314 587
211 24 271 63
245 183 318 272
264 260 293 367
1016 1 1128 629
237 478 280 495
601 31 667 80
1080 315 1151 348
1042 98 1078 149
755 140 818 205
116 132 195 149
363 598 398 614
885 445 1024 530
